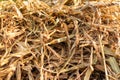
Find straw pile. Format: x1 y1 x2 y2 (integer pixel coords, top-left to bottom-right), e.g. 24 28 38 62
0 0 120 80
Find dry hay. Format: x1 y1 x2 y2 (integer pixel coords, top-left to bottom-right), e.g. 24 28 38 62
0 0 120 80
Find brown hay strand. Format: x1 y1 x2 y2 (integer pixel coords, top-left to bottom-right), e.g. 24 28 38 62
0 0 120 80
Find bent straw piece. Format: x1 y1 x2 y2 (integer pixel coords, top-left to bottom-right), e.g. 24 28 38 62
46 34 75 45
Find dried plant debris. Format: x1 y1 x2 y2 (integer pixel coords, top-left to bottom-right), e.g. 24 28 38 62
0 0 120 80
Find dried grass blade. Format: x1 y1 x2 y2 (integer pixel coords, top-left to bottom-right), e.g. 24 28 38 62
16 62 21 80
104 46 114 56
62 23 71 52
0 57 10 66
9 0 23 18
46 34 74 45
84 47 94 80
71 20 79 50
84 66 94 80
60 63 88 73
99 35 109 80
28 70 34 80
40 47 44 80
83 30 102 60
6 71 14 80
107 57 120 74
14 5 23 19
59 47 76 74
46 45 63 60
